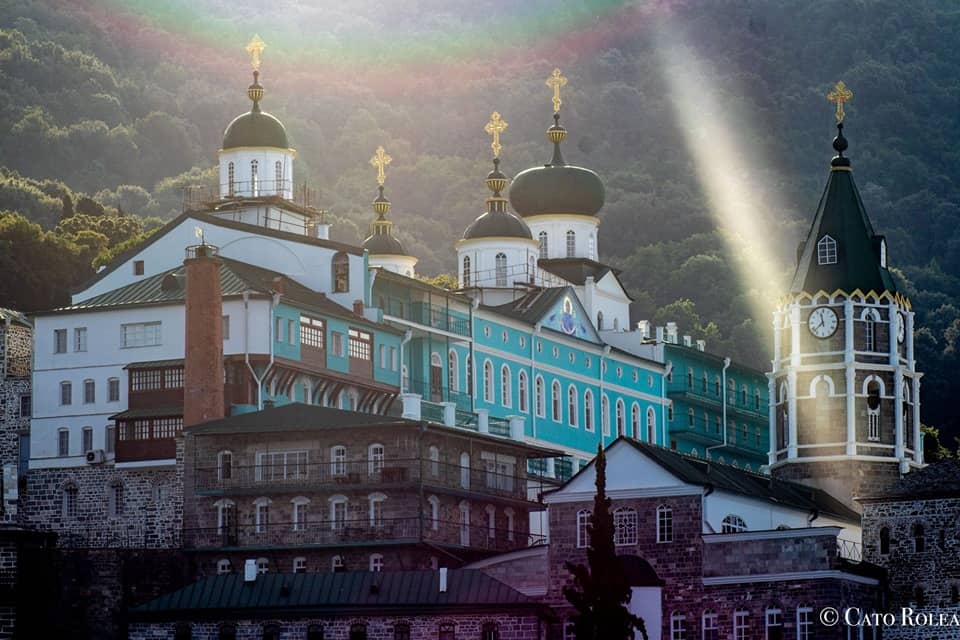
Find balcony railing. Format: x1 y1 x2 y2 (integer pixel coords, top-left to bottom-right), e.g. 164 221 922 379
837 538 863 563
406 378 473 412
194 458 535 502
184 516 544 553
668 387 767 419
382 300 470 337
465 262 569 289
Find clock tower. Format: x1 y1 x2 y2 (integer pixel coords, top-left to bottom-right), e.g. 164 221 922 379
768 83 922 511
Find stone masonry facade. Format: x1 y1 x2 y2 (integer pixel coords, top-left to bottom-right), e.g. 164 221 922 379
0 318 31 523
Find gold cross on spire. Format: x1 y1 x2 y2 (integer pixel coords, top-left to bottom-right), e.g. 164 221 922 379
370 146 392 186
827 81 853 123
545 68 568 113
246 34 266 71
484 112 508 159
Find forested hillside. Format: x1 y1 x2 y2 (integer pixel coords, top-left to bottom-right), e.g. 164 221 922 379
0 0 957 443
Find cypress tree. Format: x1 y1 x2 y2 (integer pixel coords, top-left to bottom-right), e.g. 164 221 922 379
563 443 646 640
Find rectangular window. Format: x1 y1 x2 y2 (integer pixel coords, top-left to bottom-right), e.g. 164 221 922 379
54 329 67 354
133 260 145 275
58 429 69 457
331 332 345 357
81 427 93 453
868 412 880 441
765 609 782 640
256 450 309 481
121 322 161 347
348 328 372 360
379 344 385 368
74 327 87 352
576 510 591 548
108 378 120 402
670 613 685 640
83 380 95 404
60 381 72 406
105 425 115 454
288 319 296 344
222 315 230 340
153 417 182 439
797 607 812 640
300 316 325 349
390 346 397 370
275 317 284 342
18 394 31 418
657 507 673 543
733 610 748 640
130 369 162 391
164 368 184 389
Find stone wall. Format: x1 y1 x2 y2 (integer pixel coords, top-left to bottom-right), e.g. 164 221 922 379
0 321 32 524
772 459 903 513
130 614 543 640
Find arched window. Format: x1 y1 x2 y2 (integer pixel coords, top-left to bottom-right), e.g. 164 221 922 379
481 622 499 640
459 453 470 489
702 610 718 640
656 505 673 543
518 371 528 413
307 624 325 640
568 386 578 427
733 608 748 639
722 514 747 533
566 230 576 257
368 443 385 475
765 607 783 639
584 390 594 432
369 553 384 571
796 604 813 640
913 523 925 552
538 231 548 259
630 403 640 439
551 380 562 422
215 499 235 535
458 500 470 546
349 623 367 640
576 509 591 548
331 555 344 572
701 371 708 392
253 497 271 533
669 612 686 640
329 495 348 531
588 233 596 260
483 360 494 402
462 256 471 287
534 376 545 417
817 234 837 265
330 445 346 477
646 407 656 443
613 507 637 545
500 364 512 408
218 450 233 481
495 252 507 286
686 367 694 388
332 252 350 292
867 379 881 441
250 159 259 196
108 479 124 517
814 376 831 430
227 162 236 196
439 623 455 640
256 557 269 574
427 495 440 530
601 395 610 436
448 350 458 393
484 504 496 538
394 623 411 640
614 399 625 436
216 559 232 575
596 311 604 331
714 375 721 396
862 308 880 352
62 482 78 519
465 355 472 397
903 382 912 436
528 255 535 283
274 160 283 193
879 527 890 555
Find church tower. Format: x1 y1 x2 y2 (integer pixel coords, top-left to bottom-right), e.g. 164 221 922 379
769 82 922 510
363 146 418 277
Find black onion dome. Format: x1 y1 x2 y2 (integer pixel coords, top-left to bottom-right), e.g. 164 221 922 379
222 110 289 149
509 163 605 217
462 209 532 240
363 232 405 255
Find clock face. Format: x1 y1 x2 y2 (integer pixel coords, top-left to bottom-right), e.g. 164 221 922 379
807 306 839 339
897 312 906 343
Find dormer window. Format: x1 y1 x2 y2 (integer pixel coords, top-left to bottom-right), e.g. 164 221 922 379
817 235 837 265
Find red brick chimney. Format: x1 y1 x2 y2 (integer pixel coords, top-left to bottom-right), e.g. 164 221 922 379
184 243 224 427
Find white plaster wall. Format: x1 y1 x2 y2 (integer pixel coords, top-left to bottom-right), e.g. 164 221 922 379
370 254 417 278
704 489 861 542
526 215 600 260
630 586 662 640
218 148 294 199
457 237 538 289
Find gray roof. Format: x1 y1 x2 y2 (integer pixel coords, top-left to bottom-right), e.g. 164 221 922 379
0 308 30 327
481 287 570 325
222 109 289 150
130 570 538 620
462 209 533 240
858 459 960 501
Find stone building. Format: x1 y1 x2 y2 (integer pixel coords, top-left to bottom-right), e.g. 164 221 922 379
0 309 31 523
181 401 558 577
127 569 550 640
860 459 960 639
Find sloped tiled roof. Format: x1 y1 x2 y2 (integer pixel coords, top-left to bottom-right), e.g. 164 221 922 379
481 287 570 325
538 258 619 285
859 459 960 502
130 570 536 619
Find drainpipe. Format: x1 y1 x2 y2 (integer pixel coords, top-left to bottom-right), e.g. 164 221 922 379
707 357 732 459
399 330 413 394
243 291 278 410
599 344 611 449
661 358 672 447
530 323 541 441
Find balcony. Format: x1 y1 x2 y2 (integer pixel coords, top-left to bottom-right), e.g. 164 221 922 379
193 458 536 503
668 387 767 420
382 300 470 337
407 378 472 412
183 516 544 553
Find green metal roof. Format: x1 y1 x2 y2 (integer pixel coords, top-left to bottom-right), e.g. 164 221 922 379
130 570 537 620
791 165 898 296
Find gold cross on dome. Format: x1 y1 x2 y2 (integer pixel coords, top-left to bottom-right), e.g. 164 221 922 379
370 146 392 186
246 34 266 71
827 81 853 123
484 112 508 159
545 68 568 113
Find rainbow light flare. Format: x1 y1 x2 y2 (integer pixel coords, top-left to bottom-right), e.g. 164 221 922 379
55 0 677 96
652 27 786 349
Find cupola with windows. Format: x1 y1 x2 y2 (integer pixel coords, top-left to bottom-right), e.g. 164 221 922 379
456 112 538 293
362 146 417 277
218 35 295 200
508 69 604 262
768 82 921 511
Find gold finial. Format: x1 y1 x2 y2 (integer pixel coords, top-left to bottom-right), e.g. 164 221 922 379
545 68 568 113
484 112 508 159
246 34 266 71
827 81 853 123
370 146 392 187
